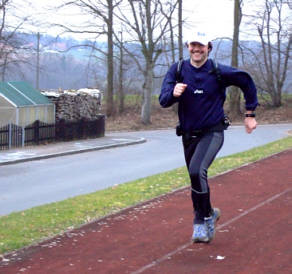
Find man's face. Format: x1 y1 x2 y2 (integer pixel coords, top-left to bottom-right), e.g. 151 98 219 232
188 42 209 66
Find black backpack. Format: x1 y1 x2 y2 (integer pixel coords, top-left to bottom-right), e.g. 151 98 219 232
175 58 222 85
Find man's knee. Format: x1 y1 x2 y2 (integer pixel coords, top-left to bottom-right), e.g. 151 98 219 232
190 167 208 193
189 167 207 183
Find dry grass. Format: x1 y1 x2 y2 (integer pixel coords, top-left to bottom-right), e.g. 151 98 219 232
105 95 292 132
105 95 178 132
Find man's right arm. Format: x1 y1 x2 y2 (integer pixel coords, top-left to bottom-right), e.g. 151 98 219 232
159 63 186 108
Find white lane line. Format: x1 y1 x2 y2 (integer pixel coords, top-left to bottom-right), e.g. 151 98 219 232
131 188 291 274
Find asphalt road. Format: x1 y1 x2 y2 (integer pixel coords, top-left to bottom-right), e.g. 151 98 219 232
0 123 291 215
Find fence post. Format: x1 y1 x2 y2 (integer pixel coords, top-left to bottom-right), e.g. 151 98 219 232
34 120 40 145
22 126 25 147
8 123 12 149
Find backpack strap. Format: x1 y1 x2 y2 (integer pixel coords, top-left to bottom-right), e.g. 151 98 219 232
209 59 222 84
176 58 222 86
175 58 184 83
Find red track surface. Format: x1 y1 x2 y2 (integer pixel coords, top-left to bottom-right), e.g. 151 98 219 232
1 150 291 274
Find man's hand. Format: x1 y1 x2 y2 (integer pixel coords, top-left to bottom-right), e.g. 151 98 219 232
244 117 257 134
173 83 187 97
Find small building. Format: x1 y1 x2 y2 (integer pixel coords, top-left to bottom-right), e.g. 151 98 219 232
0 81 55 127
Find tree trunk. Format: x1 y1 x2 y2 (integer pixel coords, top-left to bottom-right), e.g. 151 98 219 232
36 32 40 90
141 65 153 124
229 0 242 119
106 0 115 117
178 0 183 59
271 91 282 107
169 18 175 64
118 31 124 113
172 0 183 115
1 54 8 81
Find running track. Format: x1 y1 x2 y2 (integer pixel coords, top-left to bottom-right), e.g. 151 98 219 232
1 149 291 273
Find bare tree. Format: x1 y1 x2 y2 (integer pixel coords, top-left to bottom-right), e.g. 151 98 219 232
229 0 243 119
116 0 178 124
244 0 291 107
57 0 122 117
0 0 30 81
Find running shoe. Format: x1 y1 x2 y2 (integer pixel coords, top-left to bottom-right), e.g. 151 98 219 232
205 208 221 242
192 223 210 243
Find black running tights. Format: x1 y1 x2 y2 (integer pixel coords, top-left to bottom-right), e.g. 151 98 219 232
182 131 224 223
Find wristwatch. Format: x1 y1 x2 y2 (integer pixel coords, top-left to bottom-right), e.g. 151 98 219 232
245 113 256 118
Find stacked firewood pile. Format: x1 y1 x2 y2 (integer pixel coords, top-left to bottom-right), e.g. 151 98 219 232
42 89 103 122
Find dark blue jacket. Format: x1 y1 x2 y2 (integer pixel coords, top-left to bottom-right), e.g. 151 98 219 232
159 59 258 132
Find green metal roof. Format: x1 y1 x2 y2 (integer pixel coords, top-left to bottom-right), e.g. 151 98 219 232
0 81 52 107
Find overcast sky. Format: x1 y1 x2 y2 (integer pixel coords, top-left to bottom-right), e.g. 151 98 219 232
12 0 291 42
21 0 235 39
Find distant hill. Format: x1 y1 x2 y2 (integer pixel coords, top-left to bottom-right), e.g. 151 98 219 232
2 32 291 94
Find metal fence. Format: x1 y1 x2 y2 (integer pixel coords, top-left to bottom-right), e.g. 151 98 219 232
0 115 105 150
0 124 23 149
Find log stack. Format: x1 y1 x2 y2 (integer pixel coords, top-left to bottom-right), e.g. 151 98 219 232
42 89 103 122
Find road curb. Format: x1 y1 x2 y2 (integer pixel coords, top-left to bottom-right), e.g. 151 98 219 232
0 137 146 166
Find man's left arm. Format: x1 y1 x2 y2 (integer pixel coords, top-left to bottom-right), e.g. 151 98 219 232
222 66 259 134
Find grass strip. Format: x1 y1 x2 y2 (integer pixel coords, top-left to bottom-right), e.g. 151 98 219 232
0 136 291 255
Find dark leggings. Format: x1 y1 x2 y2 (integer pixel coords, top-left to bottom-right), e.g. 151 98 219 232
183 131 224 223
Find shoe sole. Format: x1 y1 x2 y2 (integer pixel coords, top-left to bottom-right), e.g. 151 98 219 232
192 232 210 243
192 238 210 243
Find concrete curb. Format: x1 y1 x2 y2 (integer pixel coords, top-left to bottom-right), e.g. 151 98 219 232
0 137 146 166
